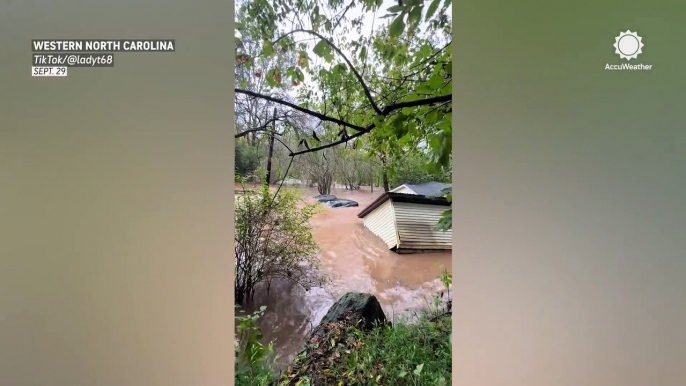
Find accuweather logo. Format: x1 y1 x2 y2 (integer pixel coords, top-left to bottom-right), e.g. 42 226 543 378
614 30 643 60
605 30 652 71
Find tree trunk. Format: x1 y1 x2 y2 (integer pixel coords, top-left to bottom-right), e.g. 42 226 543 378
265 108 276 185
370 168 374 193
381 155 390 192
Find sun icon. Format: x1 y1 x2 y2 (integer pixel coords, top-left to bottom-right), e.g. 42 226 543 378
613 30 644 60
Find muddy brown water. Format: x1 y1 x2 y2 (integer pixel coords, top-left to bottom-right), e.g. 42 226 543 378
237 185 452 367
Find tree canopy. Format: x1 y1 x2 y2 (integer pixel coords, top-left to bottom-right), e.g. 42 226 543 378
235 0 452 230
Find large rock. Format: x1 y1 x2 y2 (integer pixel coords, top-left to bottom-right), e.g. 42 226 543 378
283 293 389 385
311 292 387 338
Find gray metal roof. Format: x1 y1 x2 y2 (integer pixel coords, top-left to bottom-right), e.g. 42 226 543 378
357 192 450 218
405 182 451 197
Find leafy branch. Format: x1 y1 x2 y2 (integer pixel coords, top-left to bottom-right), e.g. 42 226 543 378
289 93 452 156
273 28 383 116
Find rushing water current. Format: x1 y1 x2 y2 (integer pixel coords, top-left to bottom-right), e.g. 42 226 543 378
238 185 452 367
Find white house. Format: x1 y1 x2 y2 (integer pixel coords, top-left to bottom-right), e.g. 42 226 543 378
357 182 452 253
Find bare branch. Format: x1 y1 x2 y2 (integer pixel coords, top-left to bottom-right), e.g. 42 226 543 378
332 1 356 31
235 126 281 138
289 94 452 156
235 116 281 138
271 135 295 155
235 88 367 132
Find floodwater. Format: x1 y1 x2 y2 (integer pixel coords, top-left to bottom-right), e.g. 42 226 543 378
238 185 452 367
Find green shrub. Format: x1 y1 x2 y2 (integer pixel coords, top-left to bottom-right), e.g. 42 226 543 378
234 181 325 304
235 306 277 386
236 141 260 178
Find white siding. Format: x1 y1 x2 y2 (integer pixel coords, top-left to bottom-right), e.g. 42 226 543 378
392 202 452 250
391 185 417 195
362 199 399 249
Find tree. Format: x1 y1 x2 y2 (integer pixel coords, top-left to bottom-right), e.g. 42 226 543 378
300 122 342 194
235 0 307 186
388 151 449 188
336 147 374 190
236 0 453 229
236 139 261 177
235 1 299 141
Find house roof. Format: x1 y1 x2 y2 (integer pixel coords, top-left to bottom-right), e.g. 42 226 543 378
395 182 451 197
357 192 450 218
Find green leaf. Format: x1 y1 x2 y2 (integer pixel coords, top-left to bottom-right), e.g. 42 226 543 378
401 93 424 102
313 39 328 57
428 74 444 89
418 44 432 57
391 114 409 137
413 363 424 375
398 371 407 378
435 208 452 231
294 67 305 82
262 40 274 56
408 5 423 25
359 46 367 62
389 14 406 38
425 0 441 20
387 5 404 12
298 51 309 68
441 81 452 94
416 84 434 94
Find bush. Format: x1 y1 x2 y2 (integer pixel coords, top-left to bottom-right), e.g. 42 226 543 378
234 182 326 304
235 306 277 386
236 141 260 178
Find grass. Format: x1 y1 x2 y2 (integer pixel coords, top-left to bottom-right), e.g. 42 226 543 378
278 310 451 386
236 363 277 386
